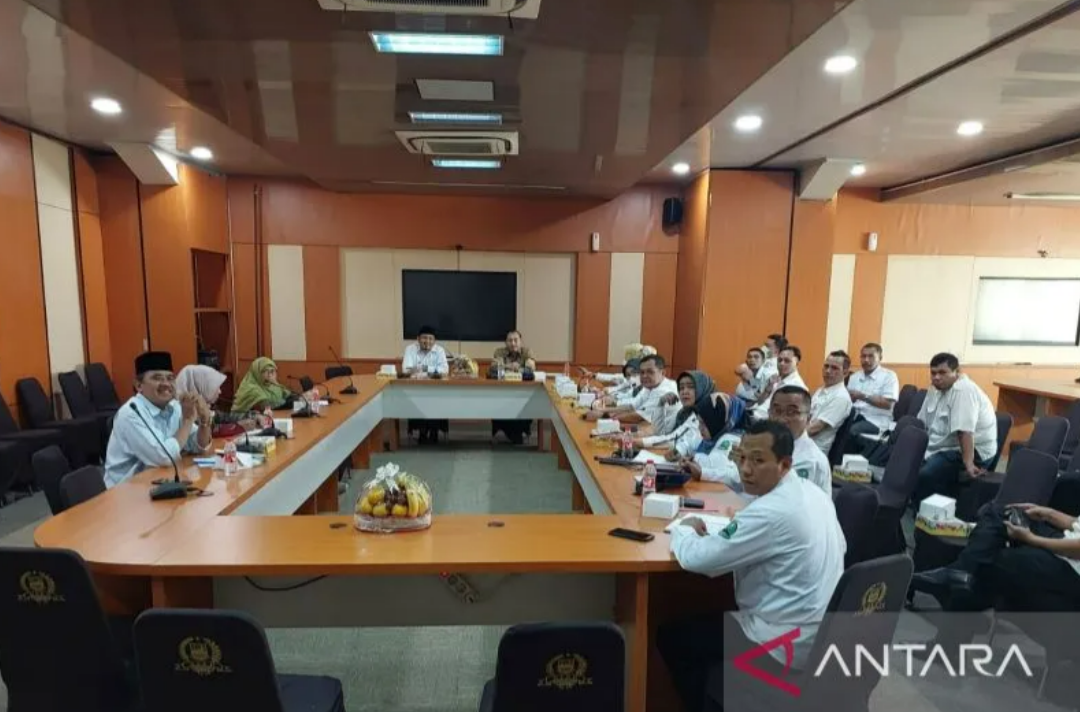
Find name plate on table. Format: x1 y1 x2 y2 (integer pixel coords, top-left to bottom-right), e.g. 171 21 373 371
556 382 578 399
578 392 597 408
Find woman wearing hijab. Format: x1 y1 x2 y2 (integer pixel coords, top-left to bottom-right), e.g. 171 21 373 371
640 370 714 458
176 365 269 430
680 392 748 490
231 357 297 413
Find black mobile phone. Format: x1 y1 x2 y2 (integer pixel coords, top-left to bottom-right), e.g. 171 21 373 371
608 527 655 543
1006 507 1032 529
681 497 705 509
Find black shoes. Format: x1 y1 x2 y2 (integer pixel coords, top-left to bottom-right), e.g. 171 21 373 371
911 567 974 601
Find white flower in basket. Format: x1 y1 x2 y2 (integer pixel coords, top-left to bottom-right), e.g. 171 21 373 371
354 462 432 533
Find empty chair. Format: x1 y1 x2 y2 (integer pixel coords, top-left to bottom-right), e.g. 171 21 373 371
15 377 102 464
0 395 72 481
134 608 346 712
58 370 115 448
0 440 22 504
833 483 879 568
908 388 928 421
85 362 122 412
325 365 353 381
1011 414 1070 460
31 445 71 515
870 426 929 558
59 465 106 509
981 412 1013 474
480 622 624 712
299 376 315 393
0 547 138 711
892 384 918 420
994 448 1060 507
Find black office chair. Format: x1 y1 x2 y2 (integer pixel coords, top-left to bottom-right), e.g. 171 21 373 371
908 388 928 420
0 547 138 711
299 376 315 393
324 365 353 381
134 608 346 712
0 395 72 482
834 483 878 568
870 426 928 557
711 554 913 712
865 414 924 467
827 411 859 467
0 440 23 504
31 445 72 515
15 378 102 464
59 465 106 510
892 384 918 420
981 411 1013 474
85 362 122 412
1011 401 1080 470
58 370 115 448
479 622 624 712
971 415 1068 514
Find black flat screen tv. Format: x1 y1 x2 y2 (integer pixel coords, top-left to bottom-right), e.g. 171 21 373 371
402 269 517 341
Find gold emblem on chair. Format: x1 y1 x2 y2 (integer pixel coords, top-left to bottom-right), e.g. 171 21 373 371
176 637 231 676
538 653 593 690
17 571 64 604
858 581 887 616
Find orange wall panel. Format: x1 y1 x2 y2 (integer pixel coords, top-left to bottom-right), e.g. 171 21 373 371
0 123 50 407
73 151 99 216
77 212 112 368
641 253 678 363
698 171 794 391
233 243 259 362
94 156 148 391
847 254 888 356
785 200 836 391
302 245 342 361
574 252 612 365
672 173 709 371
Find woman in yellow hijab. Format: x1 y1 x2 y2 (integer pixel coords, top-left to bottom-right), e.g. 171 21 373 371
232 357 292 413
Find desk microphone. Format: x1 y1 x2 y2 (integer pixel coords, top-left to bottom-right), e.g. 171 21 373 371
129 402 188 500
285 376 316 418
328 345 358 395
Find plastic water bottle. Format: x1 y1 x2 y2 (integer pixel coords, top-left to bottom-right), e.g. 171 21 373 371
621 427 634 459
223 439 239 477
641 461 657 515
496 361 505 380
563 362 571 378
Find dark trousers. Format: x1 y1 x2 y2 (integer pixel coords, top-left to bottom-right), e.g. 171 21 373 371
913 450 987 506
843 416 881 455
657 613 769 712
407 419 447 443
954 504 1080 612
492 419 531 445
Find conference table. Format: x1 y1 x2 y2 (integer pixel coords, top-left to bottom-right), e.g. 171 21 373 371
994 378 1080 452
35 375 744 712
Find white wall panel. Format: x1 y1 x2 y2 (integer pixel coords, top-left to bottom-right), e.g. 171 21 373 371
31 134 72 212
881 256 974 363
607 253 645 365
342 249 397 359
522 254 574 361
825 254 856 355
37 203 84 381
267 245 308 361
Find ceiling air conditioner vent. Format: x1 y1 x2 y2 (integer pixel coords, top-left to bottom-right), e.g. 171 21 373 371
317 0 541 18
396 130 519 156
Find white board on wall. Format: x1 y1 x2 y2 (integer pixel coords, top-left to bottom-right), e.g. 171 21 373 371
826 255 855 355
607 253 645 365
881 255 974 363
267 245 308 361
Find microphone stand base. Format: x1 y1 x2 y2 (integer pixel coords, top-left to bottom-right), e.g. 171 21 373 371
340 386 358 395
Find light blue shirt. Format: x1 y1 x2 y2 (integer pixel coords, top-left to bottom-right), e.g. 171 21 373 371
103 394 204 489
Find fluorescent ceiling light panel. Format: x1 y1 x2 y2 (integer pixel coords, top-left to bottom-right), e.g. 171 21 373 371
1005 192 1080 201
432 158 502 169
415 79 495 102
409 111 502 125
370 32 503 56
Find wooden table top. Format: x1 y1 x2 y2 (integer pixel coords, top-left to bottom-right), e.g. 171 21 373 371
35 375 742 576
994 378 1080 401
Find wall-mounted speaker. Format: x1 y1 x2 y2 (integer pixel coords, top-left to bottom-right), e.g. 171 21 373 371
662 197 683 231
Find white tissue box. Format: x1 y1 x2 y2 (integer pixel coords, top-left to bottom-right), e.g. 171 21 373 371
918 494 956 522
841 454 870 474
533 371 547 382
595 418 621 435
642 493 681 520
272 418 294 438
578 392 597 408
556 382 578 398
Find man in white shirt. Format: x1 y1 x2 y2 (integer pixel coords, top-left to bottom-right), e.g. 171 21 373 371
845 342 900 453
912 352 998 505
808 351 853 455
758 333 786 382
750 345 807 422
585 354 677 426
770 386 833 494
734 347 767 404
402 325 449 443
658 420 845 712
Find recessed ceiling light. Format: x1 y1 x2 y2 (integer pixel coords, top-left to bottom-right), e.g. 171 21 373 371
190 146 214 161
957 120 984 137
824 55 858 75
850 163 867 177
431 158 501 169
90 97 122 115
409 111 503 125
370 32 503 56
734 114 763 133
671 162 691 176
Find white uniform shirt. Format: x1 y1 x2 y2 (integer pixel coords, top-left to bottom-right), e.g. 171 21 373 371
1060 521 1080 578
628 378 678 425
793 432 834 494
847 366 900 430
696 433 743 489
917 375 997 462
735 367 769 402
760 357 779 381
670 473 845 669
809 383 853 454
751 370 808 421
643 411 703 457
402 343 449 376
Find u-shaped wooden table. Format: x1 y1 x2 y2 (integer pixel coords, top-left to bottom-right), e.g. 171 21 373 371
35 376 742 712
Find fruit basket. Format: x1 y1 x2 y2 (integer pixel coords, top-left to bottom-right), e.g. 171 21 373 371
450 354 479 379
355 463 433 533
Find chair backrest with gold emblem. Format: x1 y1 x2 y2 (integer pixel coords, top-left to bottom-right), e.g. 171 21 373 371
482 621 625 712
0 547 135 711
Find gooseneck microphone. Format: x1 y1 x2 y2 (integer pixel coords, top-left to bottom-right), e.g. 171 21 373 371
129 401 188 500
328 345 358 395
285 376 316 418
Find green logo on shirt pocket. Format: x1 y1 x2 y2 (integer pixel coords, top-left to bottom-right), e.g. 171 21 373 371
720 440 733 452
721 521 738 539
796 467 810 479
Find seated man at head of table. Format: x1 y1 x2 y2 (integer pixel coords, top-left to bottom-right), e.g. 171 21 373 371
402 325 450 444
749 345 807 422
843 342 900 454
584 353 677 427
490 330 536 445
658 420 846 712
103 351 213 489
912 351 997 506
808 350 853 455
